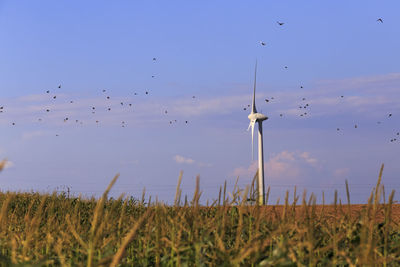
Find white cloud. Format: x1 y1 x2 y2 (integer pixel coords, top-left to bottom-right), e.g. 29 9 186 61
173 155 195 164
232 150 320 183
173 155 212 167
1 71 399 129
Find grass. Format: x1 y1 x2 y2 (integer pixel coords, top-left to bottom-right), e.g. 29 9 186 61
0 163 399 266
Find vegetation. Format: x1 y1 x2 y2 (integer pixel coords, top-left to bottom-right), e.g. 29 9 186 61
0 164 399 266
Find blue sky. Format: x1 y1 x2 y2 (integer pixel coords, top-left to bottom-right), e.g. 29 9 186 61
0 1 399 204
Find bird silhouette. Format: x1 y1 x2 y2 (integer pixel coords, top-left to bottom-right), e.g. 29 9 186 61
277 21 284 26
377 18 383 23
260 41 266 46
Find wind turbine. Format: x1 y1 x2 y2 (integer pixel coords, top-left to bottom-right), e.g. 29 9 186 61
247 62 268 205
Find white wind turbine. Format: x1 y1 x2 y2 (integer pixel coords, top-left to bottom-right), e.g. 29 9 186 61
247 62 268 205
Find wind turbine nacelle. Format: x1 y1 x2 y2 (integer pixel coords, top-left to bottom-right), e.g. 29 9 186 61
248 113 268 122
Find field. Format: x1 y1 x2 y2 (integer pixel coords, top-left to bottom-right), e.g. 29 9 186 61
0 166 400 266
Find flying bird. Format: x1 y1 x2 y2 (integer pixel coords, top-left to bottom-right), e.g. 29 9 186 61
260 41 266 46
58 85 61 88
377 18 383 23
277 21 284 26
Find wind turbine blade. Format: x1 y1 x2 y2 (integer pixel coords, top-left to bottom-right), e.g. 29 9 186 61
251 61 257 114
247 119 256 160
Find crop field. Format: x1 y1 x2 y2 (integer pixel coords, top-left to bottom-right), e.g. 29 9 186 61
0 166 399 266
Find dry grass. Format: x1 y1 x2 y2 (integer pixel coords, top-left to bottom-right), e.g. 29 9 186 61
0 159 6 172
0 164 399 266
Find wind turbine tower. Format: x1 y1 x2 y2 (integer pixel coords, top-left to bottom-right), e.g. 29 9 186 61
247 62 268 205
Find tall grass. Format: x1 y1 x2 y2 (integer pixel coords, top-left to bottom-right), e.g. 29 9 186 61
0 164 399 266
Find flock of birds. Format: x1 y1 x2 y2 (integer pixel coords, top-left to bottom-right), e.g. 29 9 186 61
256 19 398 143
1 57 195 133
0 18 398 143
